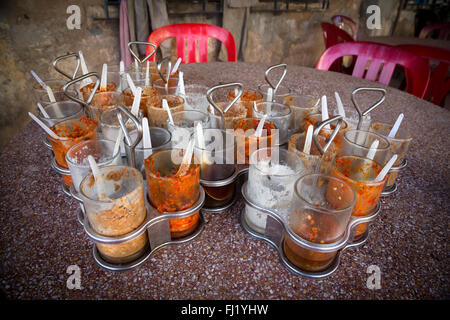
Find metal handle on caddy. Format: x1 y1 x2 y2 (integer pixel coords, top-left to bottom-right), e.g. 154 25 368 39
157 56 172 86
264 63 287 98
62 72 100 108
206 82 243 128
312 115 343 156
128 41 157 64
351 87 386 130
116 105 142 169
240 180 381 253
52 52 81 80
82 186 205 245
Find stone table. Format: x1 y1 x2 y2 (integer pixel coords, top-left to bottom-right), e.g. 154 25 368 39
359 35 450 50
0 62 449 299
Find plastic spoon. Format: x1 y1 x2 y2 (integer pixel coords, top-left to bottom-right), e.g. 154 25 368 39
254 114 267 138
130 87 142 117
374 154 398 182
142 117 152 159
176 138 195 177
303 125 313 154
37 103 49 118
46 85 56 103
113 128 123 156
100 63 107 90
28 112 60 140
119 61 125 74
266 87 273 102
175 71 185 97
196 122 211 164
388 113 404 138
321 95 330 129
30 70 46 89
145 61 150 87
78 51 93 86
366 139 379 160
162 99 174 125
134 59 140 80
126 73 137 96
335 92 346 118
87 155 108 200
172 57 182 74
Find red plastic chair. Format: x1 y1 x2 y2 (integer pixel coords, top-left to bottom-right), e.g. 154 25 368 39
331 15 358 40
419 22 450 40
146 23 237 64
321 22 355 73
316 41 430 99
321 22 355 49
398 44 450 105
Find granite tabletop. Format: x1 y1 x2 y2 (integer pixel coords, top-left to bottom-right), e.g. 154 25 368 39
358 35 450 50
0 62 449 300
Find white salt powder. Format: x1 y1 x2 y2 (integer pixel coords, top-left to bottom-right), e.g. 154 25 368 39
245 159 302 233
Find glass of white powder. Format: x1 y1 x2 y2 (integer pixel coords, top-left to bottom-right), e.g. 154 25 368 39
244 147 306 234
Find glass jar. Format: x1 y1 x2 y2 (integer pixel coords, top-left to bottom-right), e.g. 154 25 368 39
145 149 200 239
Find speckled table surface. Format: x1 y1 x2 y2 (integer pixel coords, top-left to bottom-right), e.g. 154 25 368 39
0 62 449 300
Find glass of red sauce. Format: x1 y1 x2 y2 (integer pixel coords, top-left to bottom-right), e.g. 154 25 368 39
145 148 201 239
227 88 263 118
233 118 278 165
48 116 98 187
283 173 356 272
331 155 387 239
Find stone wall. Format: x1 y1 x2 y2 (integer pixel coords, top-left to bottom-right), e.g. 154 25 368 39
0 0 119 148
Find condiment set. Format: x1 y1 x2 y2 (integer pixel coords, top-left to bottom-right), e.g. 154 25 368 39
28 47 411 276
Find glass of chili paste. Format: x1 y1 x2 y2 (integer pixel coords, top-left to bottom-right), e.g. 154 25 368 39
119 72 160 118
253 101 292 145
88 91 122 121
369 122 412 190
144 148 200 239
288 132 338 175
153 77 180 95
32 79 66 102
146 94 185 129
283 173 356 272
124 127 172 175
39 89 78 106
48 116 98 187
80 81 117 103
339 129 391 166
37 101 84 128
79 165 148 264
227 88 263 118
331 155 387 239
303 113 349 153
282 94 320 134
233 118 278 165
257 83 292 104
66 139 123 193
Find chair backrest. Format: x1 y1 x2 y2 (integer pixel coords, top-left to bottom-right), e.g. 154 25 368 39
419 22 450 40
398 44 450 105
146 23 237 63
316 41 430 99
331 15 358 39
321 22 354 49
